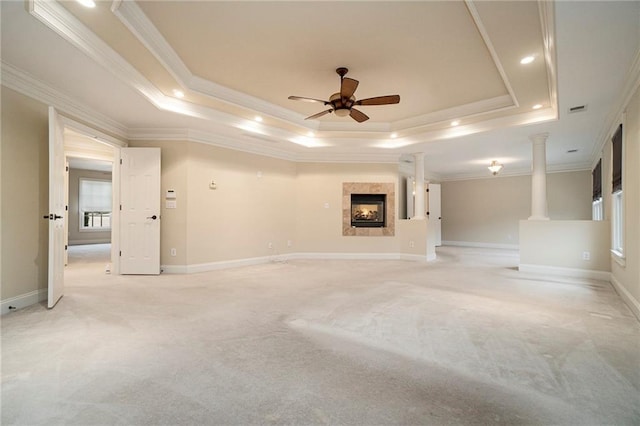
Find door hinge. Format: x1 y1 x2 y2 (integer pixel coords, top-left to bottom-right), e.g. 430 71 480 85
66 166 69 172
120 159 123 165
119 251 122 257
426 188 429 192
65 245 68 250
120 204 122 211
65 205 68 211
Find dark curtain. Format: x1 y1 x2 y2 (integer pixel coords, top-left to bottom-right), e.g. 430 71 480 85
612 124 623 193
592 159 602 201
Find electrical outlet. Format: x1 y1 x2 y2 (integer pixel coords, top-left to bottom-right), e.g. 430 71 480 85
170 248 177 257
268 242 273 249
582 251 590 261
287 240 292 247
409 240 415 248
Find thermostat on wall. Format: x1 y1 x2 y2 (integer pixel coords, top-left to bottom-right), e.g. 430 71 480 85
166 189 176 199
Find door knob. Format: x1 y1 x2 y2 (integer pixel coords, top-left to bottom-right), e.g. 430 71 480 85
147 215 158 220
43 214 63 220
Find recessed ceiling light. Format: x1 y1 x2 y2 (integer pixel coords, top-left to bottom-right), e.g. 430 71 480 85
173 89 184 98
451 120 460 127
390 132 398 139
254 116 263 122
76 0 96 8
532 104 543 110
520 56 535 65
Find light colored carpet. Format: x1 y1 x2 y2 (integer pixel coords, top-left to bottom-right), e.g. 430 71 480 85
2 246 639 425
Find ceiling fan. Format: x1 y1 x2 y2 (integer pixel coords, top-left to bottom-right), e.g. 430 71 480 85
288 67 400 123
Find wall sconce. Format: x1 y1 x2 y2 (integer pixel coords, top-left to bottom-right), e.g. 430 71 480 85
488 160 503 175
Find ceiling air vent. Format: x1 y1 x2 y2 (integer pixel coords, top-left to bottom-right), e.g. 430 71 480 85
568 104 587 114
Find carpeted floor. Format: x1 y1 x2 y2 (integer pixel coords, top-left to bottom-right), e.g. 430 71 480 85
2 245 639 425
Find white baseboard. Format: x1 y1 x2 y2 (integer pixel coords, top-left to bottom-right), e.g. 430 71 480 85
443 240 519 250
69 239 110 245
518 263 611 281
1 289 47 315
161 252 436 274
610 274 640 321
290 252 402 261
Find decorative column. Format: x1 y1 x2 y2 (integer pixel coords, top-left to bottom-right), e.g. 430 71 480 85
413 153 426 219
529 133 550 220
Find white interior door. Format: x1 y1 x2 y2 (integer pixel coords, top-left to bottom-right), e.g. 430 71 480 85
428 183 442 246
64 160 69 266
47 107 66 308
120 148 161 275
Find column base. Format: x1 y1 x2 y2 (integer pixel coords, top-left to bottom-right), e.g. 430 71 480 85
528 215 550 220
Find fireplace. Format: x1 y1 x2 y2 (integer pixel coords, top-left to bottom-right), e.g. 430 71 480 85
351 194 386 228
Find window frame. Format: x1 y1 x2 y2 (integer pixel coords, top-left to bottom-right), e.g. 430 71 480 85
78 177 112 232
610 123 624 265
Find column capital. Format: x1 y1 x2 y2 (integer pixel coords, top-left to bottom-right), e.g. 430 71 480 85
529 133 549 144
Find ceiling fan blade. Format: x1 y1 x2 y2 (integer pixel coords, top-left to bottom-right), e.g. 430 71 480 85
340 77 359 99
305 109 333 120
288 96 329 104
355 95 400 106
349 108 369 123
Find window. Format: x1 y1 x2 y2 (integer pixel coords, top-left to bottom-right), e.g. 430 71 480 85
79 178 112 231
612 190 623 252
592 198 603 221
611 124 623 255
592 159 603 220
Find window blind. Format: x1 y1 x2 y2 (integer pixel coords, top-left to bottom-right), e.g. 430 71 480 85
612 124 622 193
592 159 602 201
79 179 112 212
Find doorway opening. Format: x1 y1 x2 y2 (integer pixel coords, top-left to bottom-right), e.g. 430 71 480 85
62 126 120 285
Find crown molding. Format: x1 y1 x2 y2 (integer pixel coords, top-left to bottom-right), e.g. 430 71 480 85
538 0 559 119
112 0 550 135
112 0 309 127
591 46 640 163
27 0 260 128
392 95 515 131
440 161 591 182
465 0 519 108
126 127 402 164
1 61 128 138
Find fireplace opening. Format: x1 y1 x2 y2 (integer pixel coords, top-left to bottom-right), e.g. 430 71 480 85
351 194 386 228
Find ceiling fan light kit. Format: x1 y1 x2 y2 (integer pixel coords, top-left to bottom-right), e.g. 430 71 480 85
288 67 400 123
488 160 503 175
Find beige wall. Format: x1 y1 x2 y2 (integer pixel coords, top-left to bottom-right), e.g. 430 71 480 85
441 170 591 246
186 142 298 265
610 84 640 316
68 168 112 245
295 162 401 254
122 145 423 265
520 220 610 273
1 88 49 300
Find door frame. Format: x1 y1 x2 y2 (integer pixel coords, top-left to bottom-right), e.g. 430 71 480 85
57 115 127 275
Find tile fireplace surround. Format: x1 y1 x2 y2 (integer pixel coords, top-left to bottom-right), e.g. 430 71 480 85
343 182 395 236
